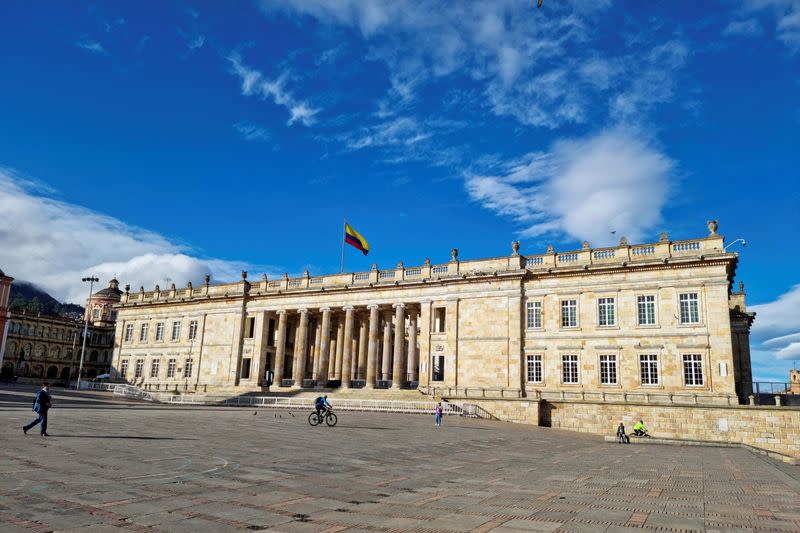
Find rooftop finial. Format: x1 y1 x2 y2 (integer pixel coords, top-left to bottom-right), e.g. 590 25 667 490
511 241 520 256
450 248 459 262
241 270 248 280
707 219 719 236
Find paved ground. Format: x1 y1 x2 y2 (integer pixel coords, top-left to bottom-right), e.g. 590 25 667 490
1 385 798 533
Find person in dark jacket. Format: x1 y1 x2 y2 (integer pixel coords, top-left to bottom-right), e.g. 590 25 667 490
23 383 52 436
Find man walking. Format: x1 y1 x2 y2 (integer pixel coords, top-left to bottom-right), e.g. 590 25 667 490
23 382 52 437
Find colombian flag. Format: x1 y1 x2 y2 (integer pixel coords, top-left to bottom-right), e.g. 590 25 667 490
344 222 370 256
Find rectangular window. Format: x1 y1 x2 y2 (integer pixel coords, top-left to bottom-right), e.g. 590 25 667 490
167 358 176 378
433 308 446 333
598 298 616 327
134 359 144 378
526 301 542 329
639 354 659 385
244 317 256 339
188 320 198 340
241 358 252 379
184 358 194 378
526 354 542 383
679 293 700 324
120 359 129 379
561 299 577 328
124 324 134 342
150 359 160 378
637 295 656 325
155 322 165 341
139 323 149 342
171 321 181 341
432 355 445 381
683 354 704 386
562 354 578 384
599 354 617 385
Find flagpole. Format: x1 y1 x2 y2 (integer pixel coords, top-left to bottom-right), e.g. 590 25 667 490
341 218 346 273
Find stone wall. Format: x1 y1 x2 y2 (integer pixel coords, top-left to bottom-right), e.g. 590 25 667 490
457 398 540 426
541 400 799 462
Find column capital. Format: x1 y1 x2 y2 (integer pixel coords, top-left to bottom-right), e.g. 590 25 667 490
342 305 355 311
366 304 380 310
319 307 331 313
297 308 308 314
276 309 287 315
392 302 405 309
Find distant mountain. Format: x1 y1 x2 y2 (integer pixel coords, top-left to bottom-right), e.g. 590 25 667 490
8 281 85 318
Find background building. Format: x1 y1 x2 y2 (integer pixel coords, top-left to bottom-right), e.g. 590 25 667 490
112 224 756 403
0 267 13 370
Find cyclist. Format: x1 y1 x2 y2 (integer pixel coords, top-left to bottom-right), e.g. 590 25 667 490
314 395 332 419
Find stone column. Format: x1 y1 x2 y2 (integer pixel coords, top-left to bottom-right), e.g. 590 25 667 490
341 306 355 388
334 318 345 380
381 312 393 381
350 335 358 378
273 310 288 384
317 307 332 383
391 303 405 389
407 312 418 382
357 316 368 380
292 309 309 387
312 318 322 379
366 304 380 388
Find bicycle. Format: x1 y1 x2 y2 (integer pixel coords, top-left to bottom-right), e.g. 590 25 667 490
308 408 337 427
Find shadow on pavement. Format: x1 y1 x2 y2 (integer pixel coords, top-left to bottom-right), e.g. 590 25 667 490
48 435 199 440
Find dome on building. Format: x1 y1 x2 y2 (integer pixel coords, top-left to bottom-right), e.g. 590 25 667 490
92 278 123 301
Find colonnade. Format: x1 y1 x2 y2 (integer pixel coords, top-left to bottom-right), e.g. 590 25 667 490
271 303 419 389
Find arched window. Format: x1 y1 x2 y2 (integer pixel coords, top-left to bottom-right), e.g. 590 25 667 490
102 350 109 362
23 343 32 357
6 341 16 358
34 364 44 377
90 350 99 362
35 345 46 358
60 367 70 381
46 366 58 379
50 347 60 359
93 308 100 319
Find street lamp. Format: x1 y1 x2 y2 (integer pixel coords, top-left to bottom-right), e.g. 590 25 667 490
76 276 99 389
724 238 747 251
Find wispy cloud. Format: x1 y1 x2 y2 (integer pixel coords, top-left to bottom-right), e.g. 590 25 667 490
465 126 674 246
729 0 800 51
76 40 108 56
723 18 763 36
749 284 800 380
0 168 277 303
233 121 271 142
227 53 320 126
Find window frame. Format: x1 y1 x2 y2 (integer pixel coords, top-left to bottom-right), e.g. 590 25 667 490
124 324 134 343
433 308 446 333
679 292 701 325
119 359 129 379
599 354 618 385
636 295 658 327
639 353 660 386
139 323 149 343
526 301 543 329
134 359 144 379
184 358 194 378
150 358 160 379
561 354 579 384
155 321 165 342
682 353 704 387
560 299 578 329
431 354 445 382
167 358 177 378
188 320 198 341
171 321 181 342
597 297 616 327
526 354 543 384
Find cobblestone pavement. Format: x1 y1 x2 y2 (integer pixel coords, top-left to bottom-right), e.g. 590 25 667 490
1 386 798 532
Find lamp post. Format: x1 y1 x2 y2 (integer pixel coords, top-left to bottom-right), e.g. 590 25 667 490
724 238 746 251
77 276 99 389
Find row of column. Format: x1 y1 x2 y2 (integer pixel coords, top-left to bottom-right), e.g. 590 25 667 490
271 304 419 389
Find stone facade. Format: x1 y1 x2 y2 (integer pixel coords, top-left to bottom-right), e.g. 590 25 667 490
2 311 115 383
112 226 756 402
0 267 12 370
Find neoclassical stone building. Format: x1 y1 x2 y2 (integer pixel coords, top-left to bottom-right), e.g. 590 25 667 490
0 267 13 369
111 223 756 401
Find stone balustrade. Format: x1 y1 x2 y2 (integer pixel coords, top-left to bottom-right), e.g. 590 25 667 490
120 234 728 305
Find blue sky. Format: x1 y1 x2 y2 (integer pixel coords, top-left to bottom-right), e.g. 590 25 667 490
0 1 798 381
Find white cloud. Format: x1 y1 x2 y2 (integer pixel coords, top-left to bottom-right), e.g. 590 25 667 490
0 168 275 304
260 1 688 130
76 40 108 55
723 18 763 36
732 0 800 51
465 127 673 246
233 121 271 142
227 54 320 126
750 284 800 363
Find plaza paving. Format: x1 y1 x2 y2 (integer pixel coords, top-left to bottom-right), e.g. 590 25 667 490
0 386 799 533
